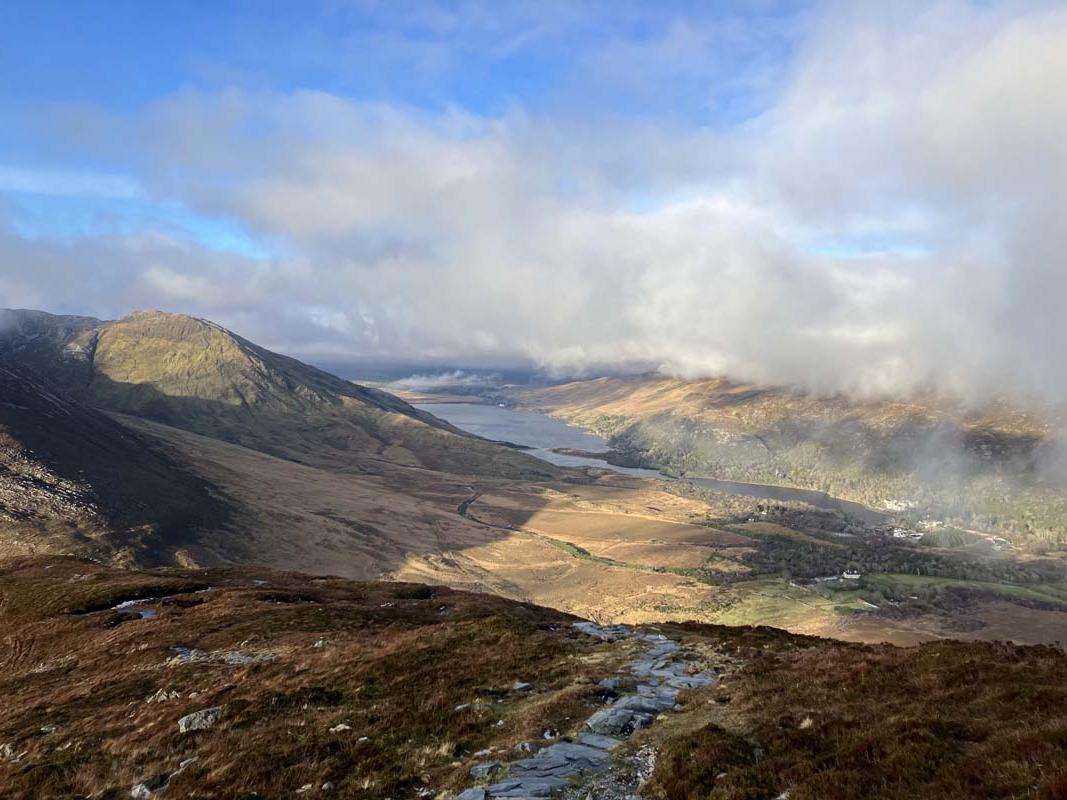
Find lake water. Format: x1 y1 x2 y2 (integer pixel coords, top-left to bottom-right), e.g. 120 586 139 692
417 402 886 524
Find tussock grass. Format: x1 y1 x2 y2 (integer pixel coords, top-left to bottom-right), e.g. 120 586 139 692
0 556 611 799
647 628 1067 800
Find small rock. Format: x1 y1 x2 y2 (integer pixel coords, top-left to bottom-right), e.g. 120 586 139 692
329 723 352 733
146 688 181 704
357 736 369 742
130 776 167 798
469 761 501 779
39 724 59 734
295 784 314 795
456 790 487 800
799 716 813 730
454 703 471 712
510 680 532 692
178 706 223 733
542 728 558 740
321 782 334 792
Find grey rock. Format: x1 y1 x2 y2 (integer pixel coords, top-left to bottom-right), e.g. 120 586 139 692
666 674 714 690
485 779 522 792
511 681 533 693
585 707 636 736
470 761 501 779
577 733 622 750
130 776 167 799
597 678 620 691
456 790 487 800
614 695 670 715
177 705 223 733
487 776 566 797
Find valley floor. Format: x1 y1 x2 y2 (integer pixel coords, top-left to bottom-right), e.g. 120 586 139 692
6 409 1066 649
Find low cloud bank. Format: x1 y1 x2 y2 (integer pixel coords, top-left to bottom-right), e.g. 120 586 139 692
390 370 503 392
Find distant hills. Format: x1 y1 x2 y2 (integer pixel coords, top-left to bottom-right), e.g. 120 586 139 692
503 374 1067 544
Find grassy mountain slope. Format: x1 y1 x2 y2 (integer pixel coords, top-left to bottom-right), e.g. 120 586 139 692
2 556 1065 800
0 309 556 479
506 375 1067 543
0 359 227 564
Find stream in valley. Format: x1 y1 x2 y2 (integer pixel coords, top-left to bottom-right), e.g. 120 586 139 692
417 402 886 524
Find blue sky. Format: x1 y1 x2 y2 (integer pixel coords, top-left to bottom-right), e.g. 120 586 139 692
2 1 1066 401
1 1 802 254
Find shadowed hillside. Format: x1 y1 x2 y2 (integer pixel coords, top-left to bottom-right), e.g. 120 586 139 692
0 359 228 563
0 309 557 479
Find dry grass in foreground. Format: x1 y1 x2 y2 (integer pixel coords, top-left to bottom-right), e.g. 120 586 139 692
0 556 617 799
647 624 1067 800
3 556 1067 800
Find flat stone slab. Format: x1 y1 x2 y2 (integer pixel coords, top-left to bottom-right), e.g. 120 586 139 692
585 707 634 736
614 694 671 715
486 776 567 797
470 761 502 779
572 622 636 642
577 733 623 750
667 674 715 690
468 622 712 799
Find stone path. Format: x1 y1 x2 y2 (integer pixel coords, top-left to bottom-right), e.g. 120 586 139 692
456 622 715 800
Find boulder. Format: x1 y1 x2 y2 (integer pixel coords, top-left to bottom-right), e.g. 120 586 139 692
469 761 501 779
177 706 223 733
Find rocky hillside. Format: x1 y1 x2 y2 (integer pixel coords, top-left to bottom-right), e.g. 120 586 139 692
0 309 555 479
0 358 227 563
1 556 1065 800
506 375 1067 543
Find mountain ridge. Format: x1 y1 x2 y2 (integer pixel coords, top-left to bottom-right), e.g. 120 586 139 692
0 308 556 479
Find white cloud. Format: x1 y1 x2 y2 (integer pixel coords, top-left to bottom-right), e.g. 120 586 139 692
6 1 1067 405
